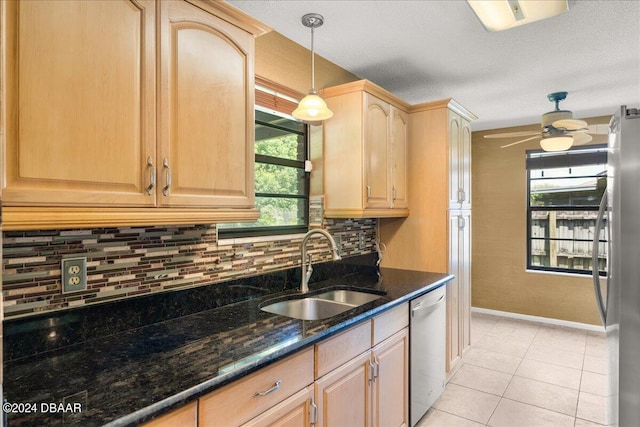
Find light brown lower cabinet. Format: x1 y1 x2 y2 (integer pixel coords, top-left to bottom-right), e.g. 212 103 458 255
315 350 372 426
314 303 409 427
314 329 409 427
141 401 197 427
145 303 409 427
372 329 409 427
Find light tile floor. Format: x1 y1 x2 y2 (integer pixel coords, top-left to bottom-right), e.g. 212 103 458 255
418 312 609 427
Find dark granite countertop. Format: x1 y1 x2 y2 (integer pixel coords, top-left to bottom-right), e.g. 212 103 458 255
3 255 452 426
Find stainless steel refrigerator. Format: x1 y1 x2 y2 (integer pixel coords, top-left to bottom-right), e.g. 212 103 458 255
593 105 640 427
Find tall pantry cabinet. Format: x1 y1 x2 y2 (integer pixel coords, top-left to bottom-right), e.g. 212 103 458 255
379 99 476 375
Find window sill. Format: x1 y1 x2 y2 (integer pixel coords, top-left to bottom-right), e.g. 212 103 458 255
218 232 306 246
525 269 594 279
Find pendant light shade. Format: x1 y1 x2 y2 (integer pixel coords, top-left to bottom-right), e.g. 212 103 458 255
540 136 573 152
292 90 333 122
292 13 333 125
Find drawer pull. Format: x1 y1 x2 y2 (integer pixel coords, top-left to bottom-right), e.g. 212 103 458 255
253 380 282 398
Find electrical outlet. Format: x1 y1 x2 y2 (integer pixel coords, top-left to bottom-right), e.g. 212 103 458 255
358 232 366 250
62 257 87 293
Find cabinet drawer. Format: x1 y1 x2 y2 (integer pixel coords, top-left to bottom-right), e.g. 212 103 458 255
142 401 197 427
315 321 371 379
199 348 314 427
372 303 408 346
241 385 314 427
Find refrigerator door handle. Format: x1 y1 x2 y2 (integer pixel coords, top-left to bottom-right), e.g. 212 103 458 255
592 191 608 325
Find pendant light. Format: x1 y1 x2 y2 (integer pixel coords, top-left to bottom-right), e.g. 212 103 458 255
292 13 333 125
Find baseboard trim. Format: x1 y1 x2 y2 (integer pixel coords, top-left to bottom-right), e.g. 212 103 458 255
471 306 605 333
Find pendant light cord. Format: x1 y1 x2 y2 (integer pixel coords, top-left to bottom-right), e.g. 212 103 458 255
310 25 315 92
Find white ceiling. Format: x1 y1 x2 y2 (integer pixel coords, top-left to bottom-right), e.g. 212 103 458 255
228 0 640 131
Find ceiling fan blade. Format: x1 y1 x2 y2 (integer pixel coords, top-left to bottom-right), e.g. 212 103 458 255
572 133 593 146
484 131 540 139
500 135 541 148
552 119 588 131
586 124 610 134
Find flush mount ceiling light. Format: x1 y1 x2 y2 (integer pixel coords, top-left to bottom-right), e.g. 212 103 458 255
467 0 569 32
292 13 333 125
540 135 573 152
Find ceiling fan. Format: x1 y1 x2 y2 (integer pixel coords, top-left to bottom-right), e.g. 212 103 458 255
484 92 609 151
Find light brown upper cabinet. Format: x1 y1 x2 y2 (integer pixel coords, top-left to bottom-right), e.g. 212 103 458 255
448 111 472 210
321 80 410 218
1 0 269 230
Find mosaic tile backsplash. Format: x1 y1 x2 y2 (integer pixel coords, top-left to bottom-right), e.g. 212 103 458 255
2 219 377 319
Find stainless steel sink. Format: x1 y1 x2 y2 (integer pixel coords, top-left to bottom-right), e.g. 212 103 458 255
314 290 382 306
260 298 353 320
260 290 383 320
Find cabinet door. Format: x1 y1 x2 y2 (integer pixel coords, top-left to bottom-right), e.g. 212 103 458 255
315 351 372 427
2 0 156 206
448 111 462 209
447 212 463 372
241 386 314 427
372 329 409 427
364 93 391 209
447 211 471 373
390 106 409 209
158 0 254 208
449 112 472 210
460 211 472 350
460 118 472 210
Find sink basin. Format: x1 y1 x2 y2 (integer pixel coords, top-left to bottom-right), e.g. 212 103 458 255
260 298 353 320
260 290 383 320
314 290 382 306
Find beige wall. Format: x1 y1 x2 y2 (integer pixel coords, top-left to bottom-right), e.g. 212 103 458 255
471 116 610 325
255 31 360 96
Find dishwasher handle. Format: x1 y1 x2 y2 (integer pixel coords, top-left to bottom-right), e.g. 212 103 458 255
411 294 445 317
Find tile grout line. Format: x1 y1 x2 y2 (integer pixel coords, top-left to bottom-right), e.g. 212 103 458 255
471 314 583 426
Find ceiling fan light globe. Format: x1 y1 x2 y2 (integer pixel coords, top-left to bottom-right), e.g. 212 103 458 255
540 136 573 152
292 92 333 124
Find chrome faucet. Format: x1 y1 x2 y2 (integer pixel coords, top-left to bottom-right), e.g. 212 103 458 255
300 229 341 293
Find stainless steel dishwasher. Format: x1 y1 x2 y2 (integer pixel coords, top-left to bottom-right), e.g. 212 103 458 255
410 285 446 427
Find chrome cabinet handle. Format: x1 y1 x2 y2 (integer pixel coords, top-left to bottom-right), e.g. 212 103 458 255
366 185 371 200
146 156 156 195
392 186 397 201
310 397 318 426
162 158 171 196
253 380 282 398
458 215 466 229
373 357 380 380
457 188 465 203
